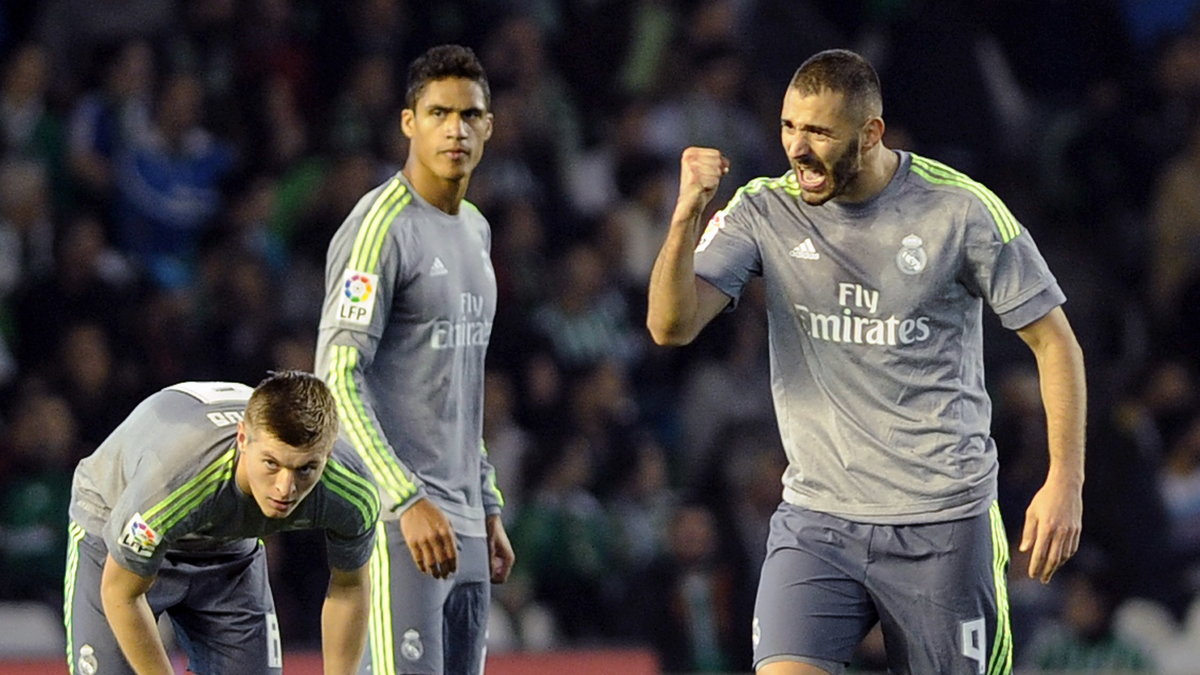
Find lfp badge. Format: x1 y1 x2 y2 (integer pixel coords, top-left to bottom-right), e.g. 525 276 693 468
338 270 379 326
120 513 159 558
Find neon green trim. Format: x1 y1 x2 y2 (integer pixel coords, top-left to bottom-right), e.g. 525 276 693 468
480 439 504 508
63 521 86 675
349 180 405 271
322 458 381 528
327 345 418 505
719 172 801 217
365 193 412 273
987 501 1013 675
143 446 236 532
910 155 1021 243
368 523 396 674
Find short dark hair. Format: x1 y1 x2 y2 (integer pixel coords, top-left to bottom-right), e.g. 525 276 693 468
405 44 490 110
790 49 882 123
244 370 338 451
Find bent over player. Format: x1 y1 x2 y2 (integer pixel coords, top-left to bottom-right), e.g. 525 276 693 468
64 371 380 675
647 49 1085 674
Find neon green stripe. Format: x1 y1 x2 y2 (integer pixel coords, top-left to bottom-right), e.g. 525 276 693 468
365 193 412 273
480 439 504 507
143 447 236 531
63 522 86 674
322 459 381 527
368 523 396 674
987 501 1013 675
349 180 405 270
719 173 800 217
910 156 1021 243
327 345 418 504
910 155 1019 242
329 346 414 499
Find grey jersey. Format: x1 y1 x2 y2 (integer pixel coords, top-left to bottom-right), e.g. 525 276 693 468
695 151 1064 524
314 172 502 538
69 382 380 576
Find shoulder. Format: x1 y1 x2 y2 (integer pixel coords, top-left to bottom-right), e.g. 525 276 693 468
720 172 800 216
320 441 381 527
904 154 1022 243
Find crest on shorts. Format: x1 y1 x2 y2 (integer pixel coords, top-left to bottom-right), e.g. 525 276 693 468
401 628 424 661
895 234 927 275
120 513 159 558
78 644 98 675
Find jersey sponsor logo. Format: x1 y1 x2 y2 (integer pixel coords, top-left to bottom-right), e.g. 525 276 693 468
696 210 726 253
120 513 160 558
896 234 927 275
789 238 821 260
794 282 932 346
429 257 448 276
338 269 379 326
430 292 492 350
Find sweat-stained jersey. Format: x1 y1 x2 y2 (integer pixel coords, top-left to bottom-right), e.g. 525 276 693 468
694 151 1065 524
314 172 502 539
68 381 380 577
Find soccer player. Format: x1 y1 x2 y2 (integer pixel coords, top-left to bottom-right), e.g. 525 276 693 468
314 44 514 675
64 371 380 675
647 49 1085 675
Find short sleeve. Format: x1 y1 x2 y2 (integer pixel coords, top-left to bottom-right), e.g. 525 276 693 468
693 190 763 308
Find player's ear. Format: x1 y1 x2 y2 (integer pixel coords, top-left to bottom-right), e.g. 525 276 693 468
236 420 248 452
401 108 415 139
482 111 494 142
861 117 884 152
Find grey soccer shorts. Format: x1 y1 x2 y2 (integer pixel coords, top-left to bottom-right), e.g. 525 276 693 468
64 522 282 675
752 501 1012 675
359 520 490 675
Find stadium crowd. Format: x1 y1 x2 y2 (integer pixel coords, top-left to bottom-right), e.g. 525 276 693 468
2 0 1200 672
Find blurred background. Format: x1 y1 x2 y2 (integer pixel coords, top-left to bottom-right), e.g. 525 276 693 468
2 0 1200 673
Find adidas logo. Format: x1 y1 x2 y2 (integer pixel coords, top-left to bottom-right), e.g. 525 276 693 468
789 238 820 260
429 257 448 276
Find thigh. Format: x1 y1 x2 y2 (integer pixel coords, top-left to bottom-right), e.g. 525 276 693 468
362 519 450 675
166 544 281 675
442 536 490 675
65 524 133 675
869 502 1012 675
752 504 877 675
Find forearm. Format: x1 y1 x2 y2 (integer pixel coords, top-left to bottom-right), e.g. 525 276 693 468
102 592 172 675
321 572 370 674
647 202 706 345
1034 330 1086 486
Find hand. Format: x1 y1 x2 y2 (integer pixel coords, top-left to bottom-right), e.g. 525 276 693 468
1019 479 1082 584
677 147 730 216
399 498 458 579
485 514 515 583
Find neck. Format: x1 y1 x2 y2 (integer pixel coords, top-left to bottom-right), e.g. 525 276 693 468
402 162 468 215
841 144 899 203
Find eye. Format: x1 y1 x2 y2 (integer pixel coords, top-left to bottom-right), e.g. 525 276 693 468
463 110 482 120
264 459 279 470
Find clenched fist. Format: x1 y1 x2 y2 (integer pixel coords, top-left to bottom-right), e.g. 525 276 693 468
677 147 730 216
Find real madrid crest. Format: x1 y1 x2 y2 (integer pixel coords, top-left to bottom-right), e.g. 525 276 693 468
895 234 927 275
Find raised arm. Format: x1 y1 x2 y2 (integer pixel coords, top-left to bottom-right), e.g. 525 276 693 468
1015 306 1086 583
647 147 733 346
321 563 371 675
100 555 172 675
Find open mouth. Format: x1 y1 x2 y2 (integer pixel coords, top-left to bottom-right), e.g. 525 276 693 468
798 166 827 192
